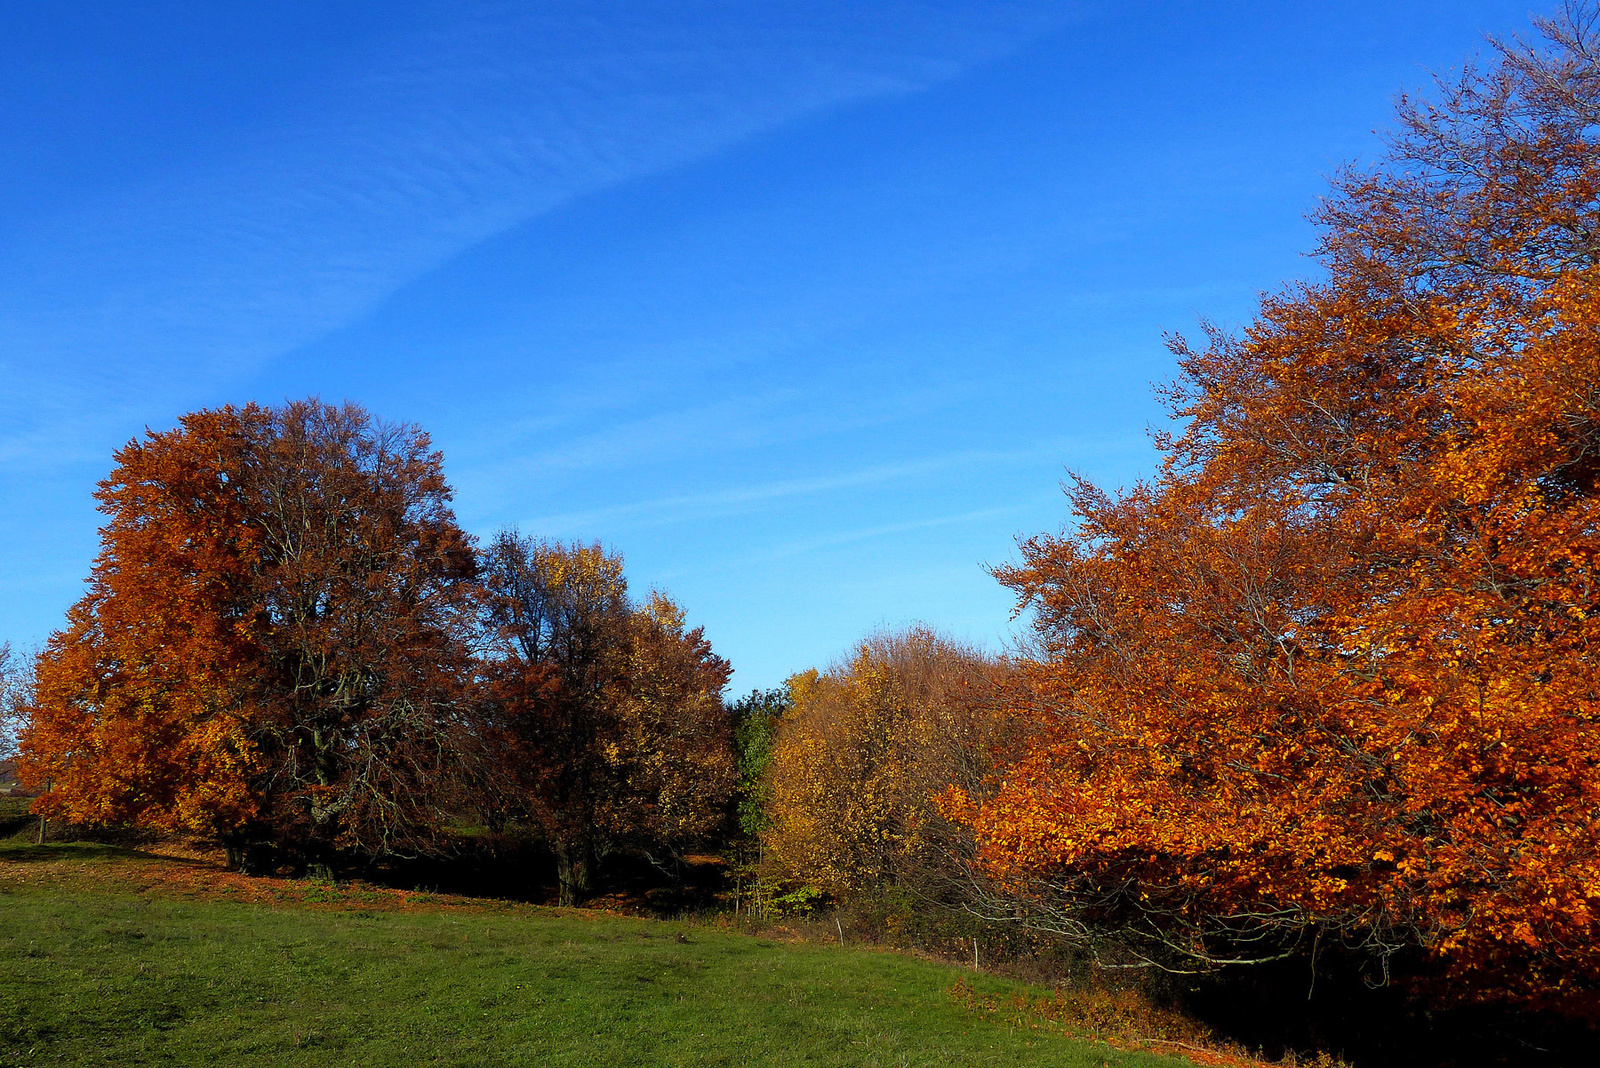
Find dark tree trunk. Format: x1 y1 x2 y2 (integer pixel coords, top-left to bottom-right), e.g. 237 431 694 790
222 833 276 875
555 836 591 907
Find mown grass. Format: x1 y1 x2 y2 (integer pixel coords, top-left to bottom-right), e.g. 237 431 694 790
0 843 1187 1068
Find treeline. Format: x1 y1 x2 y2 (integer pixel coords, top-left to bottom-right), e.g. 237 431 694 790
748 6 1600 1025
17 401 731 906
11 4 1600 1041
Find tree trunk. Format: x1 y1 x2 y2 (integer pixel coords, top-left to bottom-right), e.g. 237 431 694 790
222 833 275 874
555 836 591 907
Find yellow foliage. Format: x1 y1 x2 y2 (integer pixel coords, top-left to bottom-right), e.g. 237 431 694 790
761 627 1013 897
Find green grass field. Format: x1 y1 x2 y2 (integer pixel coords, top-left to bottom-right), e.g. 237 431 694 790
0 842 1188 1068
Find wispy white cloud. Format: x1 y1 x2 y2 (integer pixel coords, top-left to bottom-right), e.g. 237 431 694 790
511 434 1141 535
747 503 1026 563
0 2 1079 464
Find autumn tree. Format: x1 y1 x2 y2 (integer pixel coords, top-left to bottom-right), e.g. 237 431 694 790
964 4 1600 1008
475 533 733 905
763 628 1011 900
20 400 478 867
0 643 32 757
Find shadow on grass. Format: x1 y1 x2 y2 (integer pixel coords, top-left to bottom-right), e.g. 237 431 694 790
0 841 205 867
0 796 38 838
369 842 729 915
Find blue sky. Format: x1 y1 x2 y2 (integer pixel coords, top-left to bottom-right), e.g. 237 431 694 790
0 0 1543 691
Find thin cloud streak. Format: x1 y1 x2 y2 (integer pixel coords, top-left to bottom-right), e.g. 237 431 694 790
512 436 1142 535
747 504 1026 564
0 3 1077 464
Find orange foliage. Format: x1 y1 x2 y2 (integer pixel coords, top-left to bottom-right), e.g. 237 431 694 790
21 401 478 861
967 9 1600 1006
23 406 265 837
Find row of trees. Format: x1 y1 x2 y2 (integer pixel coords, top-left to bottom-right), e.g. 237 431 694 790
17 400 731 904
11 2 1600 1018
755 7 1600 1014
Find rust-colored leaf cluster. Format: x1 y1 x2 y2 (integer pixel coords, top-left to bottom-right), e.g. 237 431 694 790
22 401 477 859
965 9 1600 1007
474 532 734 905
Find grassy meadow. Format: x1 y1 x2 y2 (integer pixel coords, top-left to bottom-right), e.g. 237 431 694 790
0 842 1194 1068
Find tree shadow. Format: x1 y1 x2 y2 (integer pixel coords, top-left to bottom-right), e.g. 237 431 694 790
1174 950 1600 1068
0 842 207 867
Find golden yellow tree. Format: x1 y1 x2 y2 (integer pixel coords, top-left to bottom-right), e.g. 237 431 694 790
763 628 1010 898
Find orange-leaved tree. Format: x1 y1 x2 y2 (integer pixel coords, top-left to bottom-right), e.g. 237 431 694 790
21 400 479 867
963 6 1600 1008
23 406 267 845
475 533 733 905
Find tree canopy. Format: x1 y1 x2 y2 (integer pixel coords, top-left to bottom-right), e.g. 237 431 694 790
764 628 1009 900
962 7 1600 1008
475 533 734 905
21 401 479 865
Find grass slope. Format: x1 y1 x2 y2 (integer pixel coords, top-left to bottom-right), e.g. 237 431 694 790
0 844 1184 1068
